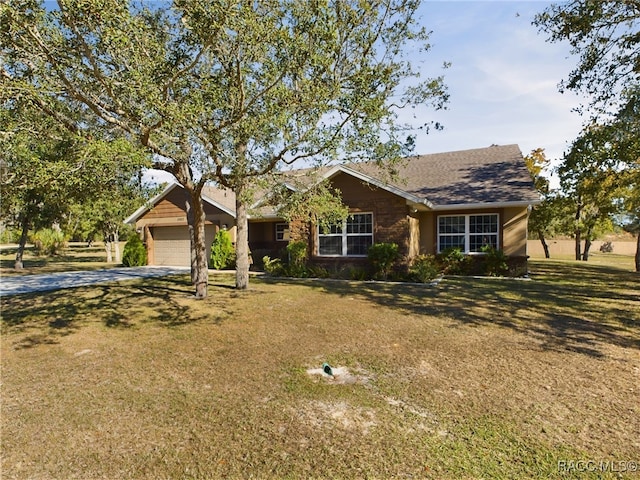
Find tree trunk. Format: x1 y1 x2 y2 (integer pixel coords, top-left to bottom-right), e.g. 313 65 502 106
235 183 250 290
185 188 209 299
574 200 582 261
537 230 550 258
574 232 582 261
113 231 121 263
14 216 29 270
582 238 591 261
635 233 640 273
104 237 113 263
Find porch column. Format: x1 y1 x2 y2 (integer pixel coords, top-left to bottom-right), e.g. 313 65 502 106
143 225 154 265
408 214 420 259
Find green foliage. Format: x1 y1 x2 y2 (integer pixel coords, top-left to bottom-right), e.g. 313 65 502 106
367 242 399 280
210 229 236 270
278 241 308 277
534 1 639 116
262 256 283 276
480 246 509 277
348 267 369 281
122 235 147 267
286 241 308 267
1 0 449 291
409 254 441 283
436 248 470 275
274 180 349 234
31 229 67 256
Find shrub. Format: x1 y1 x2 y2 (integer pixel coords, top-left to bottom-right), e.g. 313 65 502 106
437 247 471 275
122 234 147 266
409 254 441 283
210 229 236 269
31 228 67 256
481 246 509 277
262 256 283 276
279 241 308 277
368 242 399 280
348 267 368 281
286 241 308 267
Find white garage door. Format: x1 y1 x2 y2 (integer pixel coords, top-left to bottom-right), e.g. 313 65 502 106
152 226 215 266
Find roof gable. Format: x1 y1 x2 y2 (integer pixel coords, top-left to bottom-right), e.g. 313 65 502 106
124 182 236 225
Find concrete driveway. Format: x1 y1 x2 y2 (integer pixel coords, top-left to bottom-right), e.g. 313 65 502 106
0 266 190 297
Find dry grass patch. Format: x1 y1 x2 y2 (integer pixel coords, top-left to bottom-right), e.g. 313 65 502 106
1 258 639 479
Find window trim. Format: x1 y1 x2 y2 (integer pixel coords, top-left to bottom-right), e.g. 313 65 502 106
275 223 289 242
437 213 500 254
317 212 374 257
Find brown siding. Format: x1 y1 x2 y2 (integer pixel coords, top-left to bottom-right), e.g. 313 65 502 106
327 173 410 255
136 187 235 232
502 207 529 257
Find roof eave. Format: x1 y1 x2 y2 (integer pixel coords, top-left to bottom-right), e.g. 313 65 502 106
123 182 180 225
324 165 435 209
202 192 237 218
431 199 542 211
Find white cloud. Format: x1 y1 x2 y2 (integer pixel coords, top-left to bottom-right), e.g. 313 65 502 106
407 0 587 167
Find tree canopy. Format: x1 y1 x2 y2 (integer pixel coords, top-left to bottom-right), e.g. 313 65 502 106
1 0 448 296
534 0 640 116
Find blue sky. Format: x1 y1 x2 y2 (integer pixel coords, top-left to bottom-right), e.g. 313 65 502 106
139 0 585 185
407 0 585 175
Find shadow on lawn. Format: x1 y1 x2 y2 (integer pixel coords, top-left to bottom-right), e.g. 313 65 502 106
1 275 226 349
269 261 640 358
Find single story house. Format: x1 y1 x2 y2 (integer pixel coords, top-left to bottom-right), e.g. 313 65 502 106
125 144 540 270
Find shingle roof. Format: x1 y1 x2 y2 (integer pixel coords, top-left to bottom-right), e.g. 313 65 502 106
202 185 236 214
127 144 539 224
349 144 539 207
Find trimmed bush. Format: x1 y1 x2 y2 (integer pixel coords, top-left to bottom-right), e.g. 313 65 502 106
262 256 283 276
368 243 400 280
122 235 147 267
31 228 67 256
210 229 236 269
409 254 441 283
281 241 309 277
481 246 509 277
437 247 472 275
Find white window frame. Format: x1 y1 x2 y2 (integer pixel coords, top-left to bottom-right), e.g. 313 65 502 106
437 213 500 254
275 223 289 242
317 212 374 257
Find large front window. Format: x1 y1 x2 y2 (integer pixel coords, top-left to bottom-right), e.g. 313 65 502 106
438 214 499 253
318 213 373 256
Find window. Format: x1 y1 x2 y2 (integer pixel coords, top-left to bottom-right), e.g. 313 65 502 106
438 214 499 253
318 213 373 256
275 223 289 241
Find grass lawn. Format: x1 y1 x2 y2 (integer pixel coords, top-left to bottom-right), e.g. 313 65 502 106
0 243 119 277
1 254 639 479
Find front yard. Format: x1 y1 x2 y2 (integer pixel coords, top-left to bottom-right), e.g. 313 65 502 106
1 257 638 479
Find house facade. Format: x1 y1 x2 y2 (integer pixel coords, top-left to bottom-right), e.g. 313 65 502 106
125 144 540 271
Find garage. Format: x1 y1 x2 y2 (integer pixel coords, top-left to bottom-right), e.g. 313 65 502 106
151 225 216 266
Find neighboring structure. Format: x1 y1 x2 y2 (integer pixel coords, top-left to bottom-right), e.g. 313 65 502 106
125 144 540 270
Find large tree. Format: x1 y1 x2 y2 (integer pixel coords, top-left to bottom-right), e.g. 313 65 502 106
0 98 149 268
558 125 629 261
1 0 447 297
534 0 640 117
524 148 555 258
535 0 639 268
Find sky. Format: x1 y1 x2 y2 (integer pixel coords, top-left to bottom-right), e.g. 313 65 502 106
145 0 587 185
405 0 586 177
